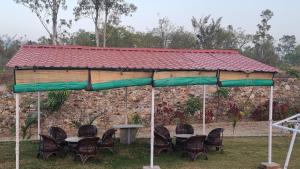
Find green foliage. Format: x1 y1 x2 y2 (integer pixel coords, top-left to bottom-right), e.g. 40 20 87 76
184 95 202 116
43 91 70 113
0 35 21 69
14 0 70 44
286 68 299 78
71 112 102 129
215 87 230 98
21 112 38 139
129 112 142 124
191 15 250 49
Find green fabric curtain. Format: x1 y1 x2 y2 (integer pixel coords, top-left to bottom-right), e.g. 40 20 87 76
92 77 152 90
153 76 217 87
221 79 274 87
14 81 87 93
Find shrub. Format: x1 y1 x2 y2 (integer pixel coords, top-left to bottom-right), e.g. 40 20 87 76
199 109 214 123
227 103 243 134
251 101 290 121
43 91 70 113
129 112 142 124
155 102 176 125
184 95 202 117
286 68 299 78
215 87 230 98
21 112 38 139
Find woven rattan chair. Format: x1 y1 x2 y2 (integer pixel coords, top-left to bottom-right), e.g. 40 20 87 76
97 129 117 153
183 135 207 161
49 126 67 147
205 128 224 153
78 124 97 137
154 131 172 156
74 137 99 164
37 134 62 160
155 125 174 149
175 123 194 147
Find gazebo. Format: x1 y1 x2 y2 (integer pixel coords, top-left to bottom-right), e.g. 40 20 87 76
7 45 278 169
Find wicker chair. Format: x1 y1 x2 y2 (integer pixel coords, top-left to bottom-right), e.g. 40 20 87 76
205 128 224 152
155 125 174 149
78 124 97 137
175 123 194 147
74 137 100 164
97 129 117 153
49 126 67 147
154 131 172 156
183 135 207 161
37 134 62 160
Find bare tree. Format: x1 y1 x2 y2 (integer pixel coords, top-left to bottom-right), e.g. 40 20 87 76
74 0 103 47
75 0 136 47
14 0 71 45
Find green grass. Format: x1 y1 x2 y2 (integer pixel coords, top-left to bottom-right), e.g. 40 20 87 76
0 137 299 169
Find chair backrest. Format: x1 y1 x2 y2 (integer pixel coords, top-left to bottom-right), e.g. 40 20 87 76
155 125 171 139
77 137 99 154
185 135 206 150
154 131 168 145
49 126 67 142
78 125 97 137
206 128 224 144
175 123 194 134
102 129 117 144
39 134 59 151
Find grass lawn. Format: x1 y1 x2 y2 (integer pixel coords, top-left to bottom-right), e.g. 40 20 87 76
0 137 299 169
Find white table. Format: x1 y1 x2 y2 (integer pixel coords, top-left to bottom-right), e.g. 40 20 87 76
65 137 83 143
113 124 143 144
174 134 195 139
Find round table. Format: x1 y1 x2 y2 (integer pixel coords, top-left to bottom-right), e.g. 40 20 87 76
174 134 195 139
65 136 83 143
113 124 143 144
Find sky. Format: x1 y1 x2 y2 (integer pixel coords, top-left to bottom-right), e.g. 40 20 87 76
1 0 300 43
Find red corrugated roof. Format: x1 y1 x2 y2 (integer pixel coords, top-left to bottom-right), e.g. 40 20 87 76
6 45 278 72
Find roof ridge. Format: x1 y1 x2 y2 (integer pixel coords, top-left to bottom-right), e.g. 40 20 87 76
22 45 240 54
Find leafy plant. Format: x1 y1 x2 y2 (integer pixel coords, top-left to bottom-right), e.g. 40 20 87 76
227 103 242 135
129 112 142 124
71 111 102 129
43 91 70 113
184 95 202 116
286 68 299 78
215 87 230 98
251 101 290 121
21 112 38 139
200 109 214 123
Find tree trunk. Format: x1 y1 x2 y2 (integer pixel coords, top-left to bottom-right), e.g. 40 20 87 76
103 9 108 47
52 0 58 45
95 7 100 47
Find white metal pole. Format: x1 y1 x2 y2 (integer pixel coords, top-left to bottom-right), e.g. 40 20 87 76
125 87 128 125
15 94 20 169
268 86 273 164
150 88 155 168
37 92 41 140
284 124 299 169
202 85 206 135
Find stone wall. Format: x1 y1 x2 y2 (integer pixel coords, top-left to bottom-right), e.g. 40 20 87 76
0 77 299 139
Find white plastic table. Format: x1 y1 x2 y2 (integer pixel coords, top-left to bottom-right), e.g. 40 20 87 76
65 137 83 143
113 124 143 144
174 134 195 139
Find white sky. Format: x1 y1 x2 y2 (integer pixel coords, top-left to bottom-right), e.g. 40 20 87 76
1 0 299 43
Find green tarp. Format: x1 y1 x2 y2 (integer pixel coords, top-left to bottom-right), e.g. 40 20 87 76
154 76 217 87
13 77 274 93
14 81 87 93
92 78 152 90
221 79 274 87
